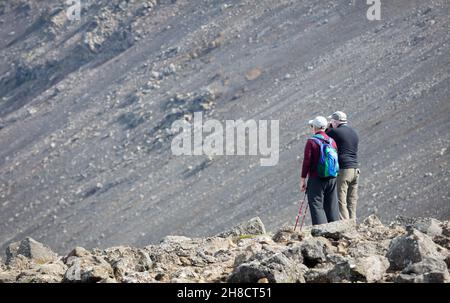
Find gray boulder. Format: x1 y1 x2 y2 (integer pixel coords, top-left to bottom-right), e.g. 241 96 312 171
63 260 81 282
2 238 67 283
327 260 355 283
217 217 266 238
103 247 153 281
355 256 390 282
18 238 58 263
228 246 305 283
63 254 114 283
15 261 67 283
66 247 91 259
362 214 384 227
6 238 58 265
394 273 424 283
299 237 334 267
412 218 443 237
402 256 448 274
304 267 333 283
0 270 19 283
328 255 389 283
272 227 304 243
422 271 450 283
347 240 390 258
396 272 449 283
325 253 348 265
401 256 450 283
311 220 357 240
395 271 449 283
394 216 442 237
386 227 444 270
37 262 67 277
233 242 264 267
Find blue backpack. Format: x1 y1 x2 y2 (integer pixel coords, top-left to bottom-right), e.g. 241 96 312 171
311 134 339 178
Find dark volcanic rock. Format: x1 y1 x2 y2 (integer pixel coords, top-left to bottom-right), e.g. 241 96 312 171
386 227 445 270
299 237 334 268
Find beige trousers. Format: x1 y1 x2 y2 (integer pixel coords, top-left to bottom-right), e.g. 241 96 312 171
337 168 360 220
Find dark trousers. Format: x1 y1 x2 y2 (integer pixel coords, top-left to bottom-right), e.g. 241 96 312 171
307 177 340 225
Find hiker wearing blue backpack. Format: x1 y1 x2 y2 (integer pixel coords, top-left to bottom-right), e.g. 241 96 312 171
326 111 360 220
300 116 340 225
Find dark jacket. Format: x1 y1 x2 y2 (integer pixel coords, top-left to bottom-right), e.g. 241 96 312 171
326 124 359 169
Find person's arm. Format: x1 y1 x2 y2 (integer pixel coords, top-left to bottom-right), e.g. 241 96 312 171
327 129 338 151
300 140 312 192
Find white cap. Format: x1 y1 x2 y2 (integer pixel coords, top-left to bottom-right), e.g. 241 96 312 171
328 111 347 122
308 116 328 129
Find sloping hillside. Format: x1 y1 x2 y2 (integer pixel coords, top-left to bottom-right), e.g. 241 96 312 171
0 0 449 254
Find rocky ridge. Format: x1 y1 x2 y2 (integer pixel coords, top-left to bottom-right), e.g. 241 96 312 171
1 216 449 283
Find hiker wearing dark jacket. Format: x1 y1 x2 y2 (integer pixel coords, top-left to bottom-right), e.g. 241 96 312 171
301 116 340 225
326 111 360 220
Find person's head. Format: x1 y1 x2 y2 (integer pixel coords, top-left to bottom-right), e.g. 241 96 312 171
328 111 348 128
308 116 328 134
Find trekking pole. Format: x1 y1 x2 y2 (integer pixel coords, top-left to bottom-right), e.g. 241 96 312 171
293 191 307 231
300 200 309 231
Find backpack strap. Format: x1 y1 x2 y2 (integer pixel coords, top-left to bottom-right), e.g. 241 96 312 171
312 134 331 144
